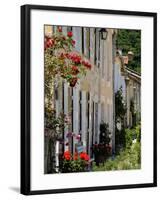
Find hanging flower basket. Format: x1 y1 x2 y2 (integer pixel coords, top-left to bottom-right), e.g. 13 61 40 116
44 27 92 87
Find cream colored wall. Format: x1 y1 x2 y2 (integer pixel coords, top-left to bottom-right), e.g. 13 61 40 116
126 77 141 127
80 28 114 135
44 25 53 36
44 25 115 153
114 55 141 128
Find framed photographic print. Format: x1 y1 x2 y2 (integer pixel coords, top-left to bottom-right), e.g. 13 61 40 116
21 4 157 195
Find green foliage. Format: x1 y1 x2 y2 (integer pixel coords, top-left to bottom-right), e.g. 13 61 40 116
61 158 87 173
99 122 111 144
115 87 126 123
125 123 141 148
115 128 126 150
92 122 112 166
93 141 141 171
116 29 141 73
44 107 70 140
115 87 126 149
60 151 89 173
135 124 141 142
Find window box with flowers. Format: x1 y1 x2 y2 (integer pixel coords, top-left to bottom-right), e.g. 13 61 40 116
59 151 90 173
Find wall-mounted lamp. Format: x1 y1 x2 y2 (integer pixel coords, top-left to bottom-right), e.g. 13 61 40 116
99 28 108 40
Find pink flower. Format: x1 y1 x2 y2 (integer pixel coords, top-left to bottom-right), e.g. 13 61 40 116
76 134 81 140
72 40 76 46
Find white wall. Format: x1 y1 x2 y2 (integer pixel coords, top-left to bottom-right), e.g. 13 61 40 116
0 0 160 200
114 63 126 97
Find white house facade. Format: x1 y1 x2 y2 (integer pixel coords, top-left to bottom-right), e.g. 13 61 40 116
44 25 116 160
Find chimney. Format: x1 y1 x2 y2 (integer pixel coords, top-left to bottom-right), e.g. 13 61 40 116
128 51 134 61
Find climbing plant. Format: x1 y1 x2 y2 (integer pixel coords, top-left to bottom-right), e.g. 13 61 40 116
115 87 127 150
99 122 111 144
115 87 126 123
44 26 92 173
44 27 92 88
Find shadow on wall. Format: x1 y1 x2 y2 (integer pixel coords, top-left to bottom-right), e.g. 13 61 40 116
8 186 20 193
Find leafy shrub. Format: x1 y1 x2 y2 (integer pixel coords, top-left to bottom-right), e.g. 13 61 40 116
115 87 127 149
93 141 141 171
99 122 111 144
115 128 126 151
125 123 141 148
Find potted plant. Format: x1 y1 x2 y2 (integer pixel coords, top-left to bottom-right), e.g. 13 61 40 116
92 143 112 166
60 151 90 173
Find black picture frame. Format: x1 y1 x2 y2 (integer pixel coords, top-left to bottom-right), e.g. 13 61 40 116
21 4 157 195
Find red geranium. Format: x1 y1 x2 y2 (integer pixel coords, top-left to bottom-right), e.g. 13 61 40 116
45 32 93 89
66 52 81 64
67 31 73 37
79 152 90 161
82 60 92 70
44 36 54 50
63 151 71 161
73 152 78 160
71 66 79 75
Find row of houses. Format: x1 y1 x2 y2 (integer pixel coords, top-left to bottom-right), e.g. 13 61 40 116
115 52 141 128
44 25 141 173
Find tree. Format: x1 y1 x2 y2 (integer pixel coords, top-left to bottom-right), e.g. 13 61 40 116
116 29 141 73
